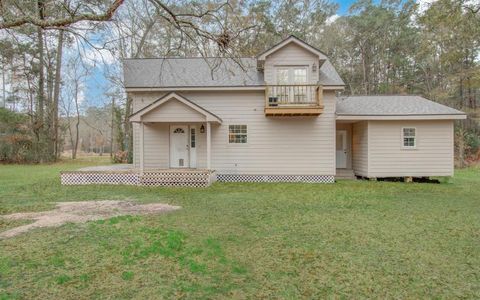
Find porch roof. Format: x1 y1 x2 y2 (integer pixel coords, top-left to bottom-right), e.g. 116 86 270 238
129 92 222 123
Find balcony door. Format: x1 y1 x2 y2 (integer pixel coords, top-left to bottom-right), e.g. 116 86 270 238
275 66 310 104
276 67 307 85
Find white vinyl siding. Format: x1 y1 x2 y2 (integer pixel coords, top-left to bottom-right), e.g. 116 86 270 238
141 99 206 123
132 123 170 169
367 120 454 177
131 90 336 175
352 121 369 177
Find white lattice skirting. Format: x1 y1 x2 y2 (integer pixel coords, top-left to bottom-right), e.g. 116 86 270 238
139 171 212 188
216 174 335 183
61 172 335 186
60 171 213 187
61 172 140 186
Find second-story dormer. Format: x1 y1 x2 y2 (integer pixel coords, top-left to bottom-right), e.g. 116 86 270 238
257 35 344 116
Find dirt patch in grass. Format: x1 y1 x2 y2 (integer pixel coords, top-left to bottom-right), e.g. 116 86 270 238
0 201 180 239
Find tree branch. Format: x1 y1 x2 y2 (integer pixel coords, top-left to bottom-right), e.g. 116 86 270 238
0 0 124 29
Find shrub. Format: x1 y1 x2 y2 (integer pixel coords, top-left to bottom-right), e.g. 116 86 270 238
112 150 128 163
0 108 36 163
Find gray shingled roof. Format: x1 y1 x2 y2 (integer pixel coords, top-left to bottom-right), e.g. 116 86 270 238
336 95 465 115
319 60 344 86
123 57 344 88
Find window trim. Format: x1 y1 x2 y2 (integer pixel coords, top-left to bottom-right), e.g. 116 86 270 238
401 127 417 149
228 124 248 144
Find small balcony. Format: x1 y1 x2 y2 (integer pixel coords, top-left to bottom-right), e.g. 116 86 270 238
264 85 324 116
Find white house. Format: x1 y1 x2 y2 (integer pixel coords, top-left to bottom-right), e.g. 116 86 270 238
121 35 465 185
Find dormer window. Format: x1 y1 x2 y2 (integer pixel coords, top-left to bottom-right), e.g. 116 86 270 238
275 66 308 84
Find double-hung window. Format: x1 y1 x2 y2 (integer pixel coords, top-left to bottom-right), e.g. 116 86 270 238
402 128 416 148
229 125 247 144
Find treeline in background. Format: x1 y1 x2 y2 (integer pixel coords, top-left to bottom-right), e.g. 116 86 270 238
0 0 478 166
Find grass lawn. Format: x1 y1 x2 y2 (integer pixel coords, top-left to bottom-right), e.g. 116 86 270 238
0 158 479 299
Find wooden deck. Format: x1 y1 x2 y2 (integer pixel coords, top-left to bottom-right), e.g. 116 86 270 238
265 84 324 116
264 106 324 116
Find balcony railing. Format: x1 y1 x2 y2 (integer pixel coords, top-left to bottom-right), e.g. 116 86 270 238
265 84 323 116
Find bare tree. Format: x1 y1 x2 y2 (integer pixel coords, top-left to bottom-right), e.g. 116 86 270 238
60 55 88 159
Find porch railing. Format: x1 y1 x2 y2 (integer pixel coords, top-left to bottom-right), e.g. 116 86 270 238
265 84 321 107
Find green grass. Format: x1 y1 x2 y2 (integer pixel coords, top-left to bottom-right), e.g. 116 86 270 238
0 158 479 299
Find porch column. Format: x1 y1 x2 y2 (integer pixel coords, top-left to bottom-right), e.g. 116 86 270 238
206 122 211 169
140 122 144 174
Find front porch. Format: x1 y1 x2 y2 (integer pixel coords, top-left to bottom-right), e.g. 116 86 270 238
130 92 222 174
60 93 223 187
60 165 216 187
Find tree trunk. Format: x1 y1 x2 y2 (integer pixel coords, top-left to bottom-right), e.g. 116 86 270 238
457 126 465 168
35 0 46 162
73 116 80 159
72 82 81 160
360 44 369 95
1 62 5 108
52 29 64 158
36 32 45 122
110 97 115 158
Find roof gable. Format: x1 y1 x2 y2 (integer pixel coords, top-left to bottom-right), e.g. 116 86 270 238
130 92 222 123
257 35 328 61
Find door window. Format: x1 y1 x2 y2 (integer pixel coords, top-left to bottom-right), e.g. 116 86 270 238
293 68 307 84
190 128 196 148
336 132 344 150
173 128 185 134
276 68 289 84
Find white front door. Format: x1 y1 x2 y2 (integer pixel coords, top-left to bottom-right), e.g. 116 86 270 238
170 125 189 168
336 130 347 169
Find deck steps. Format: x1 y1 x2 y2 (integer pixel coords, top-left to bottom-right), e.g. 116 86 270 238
335 169 356 180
